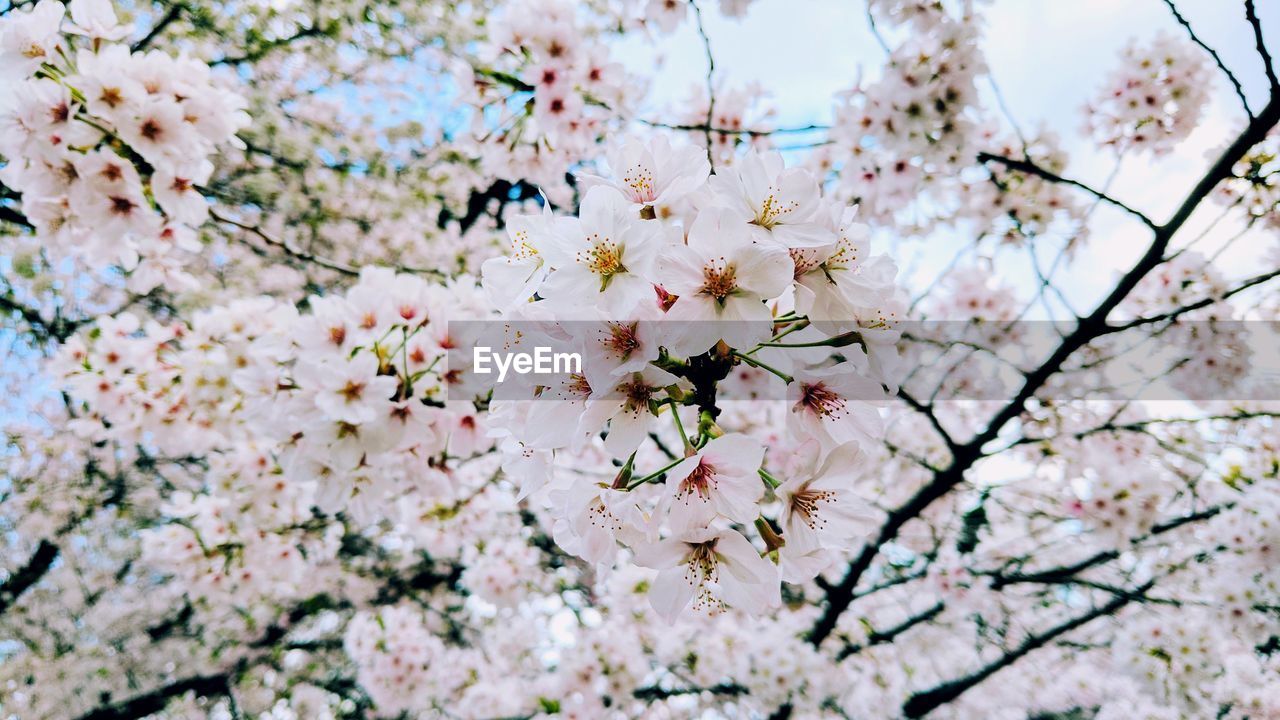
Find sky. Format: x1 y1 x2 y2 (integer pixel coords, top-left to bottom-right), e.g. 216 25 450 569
614 0 1280 319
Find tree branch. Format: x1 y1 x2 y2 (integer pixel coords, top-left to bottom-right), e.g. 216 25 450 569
637 119 829 137
1245 0 1278 91
0 204 34 229
976 152 1158 230
1162 0 1252 116
131 2 184 52
837 601 944 660
900 581 1153 718
810 94 1280 649
1105 265 1280 333
688 0 717 169
986 504 1229 589
74 670 236 720
0 540 59 615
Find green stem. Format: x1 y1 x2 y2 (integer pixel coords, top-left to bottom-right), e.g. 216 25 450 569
760 330 865 350
626 455 687 490
731 350 794 384
667 399 692 455
612 451 638 489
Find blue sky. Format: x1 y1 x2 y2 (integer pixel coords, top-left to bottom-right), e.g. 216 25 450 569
615 0 1280 318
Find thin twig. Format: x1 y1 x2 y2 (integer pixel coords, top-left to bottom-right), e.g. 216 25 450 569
976 152 1159 230
1245 0 1279 90
1162 0 1252 116
210 209 361 276
865 1 891 55
637 119 829 137
131 2 185 52
210 210 446 279
1105 265 1280 333
900 580 1154 717
689 0 717 170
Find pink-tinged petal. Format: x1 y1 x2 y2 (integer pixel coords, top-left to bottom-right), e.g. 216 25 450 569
686 206 750 258
579 184 626 236
779 544 832 584
604 407 650 456
703 433 765 473
714 529 772 585
665 455 702 485
769 221 838 249
734 243 794 298
713 481 763 525
738 150 774 209
666 492 716 535
656 244 711 296
649 566 696 623
632 537 688 569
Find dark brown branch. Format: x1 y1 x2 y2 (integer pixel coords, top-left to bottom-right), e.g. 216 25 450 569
897 388 958 453
633 681 746 701
900 581 1153 718
211 23 327 66
809 95 1280 649
1162 0 1252 116
1246 0 1278 90
0 204 34 229
986 504 1229 589
837 602 944 660
1105 265 1280 333
976 152 1158 230
210 209 361 276
0 540 59 615
638 119 830 137
999 412 1280 452
688 0 717 169
131 2 184 52
74 670 237 720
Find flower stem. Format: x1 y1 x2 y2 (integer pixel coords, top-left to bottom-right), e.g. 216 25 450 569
626 455 686 490
667 399 693 456
730 350 794 384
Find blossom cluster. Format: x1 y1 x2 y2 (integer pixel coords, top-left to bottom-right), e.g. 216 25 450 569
478 138 904 621
1216 127 1280 230
825 1 986 229
58 269 493 528
1084 32 1213 155
6 1 1280 719
0 0 248 291
456 0 641 201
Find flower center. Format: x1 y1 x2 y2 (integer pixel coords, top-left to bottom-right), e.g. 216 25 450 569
100 87 124 108
789 486 836 530
510 229 539 261
825 236 859 270
623 165 656 202
753 190 798 229
684 540 724 613
109 196 137 216
799 382 847 419
700 259 738 302
620 377 656 409
140 118 164 141
602 322 640 359
339 380 366 402
790 247 824 278
568 373 593 397
677 459 717 502
577 236 625 284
